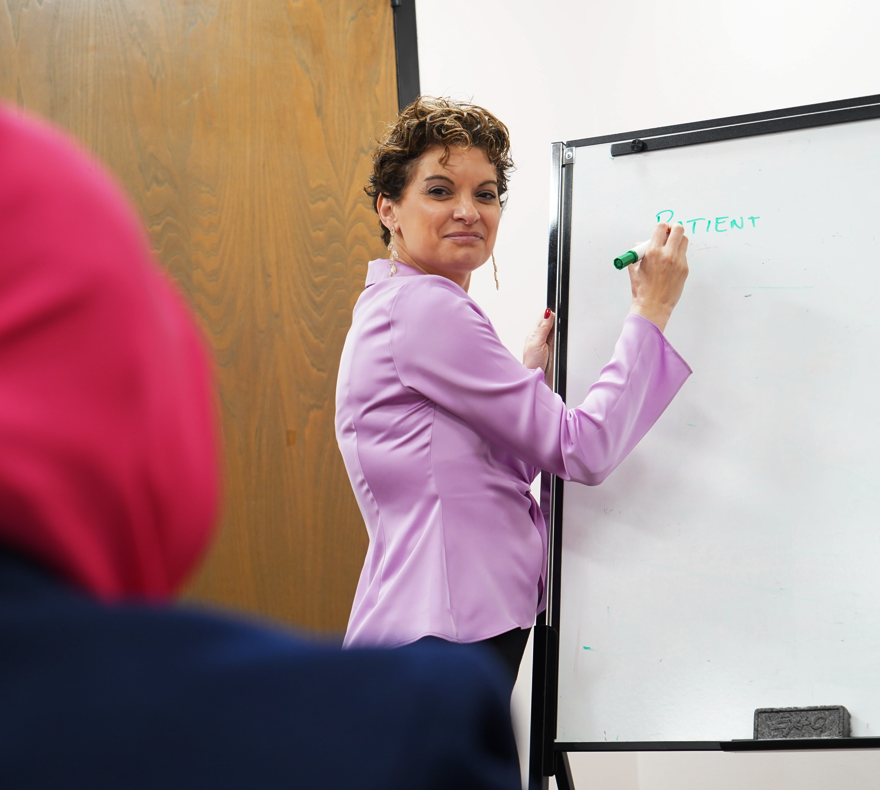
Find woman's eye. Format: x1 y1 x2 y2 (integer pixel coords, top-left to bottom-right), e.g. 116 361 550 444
427 187 449 197
479 192 499 202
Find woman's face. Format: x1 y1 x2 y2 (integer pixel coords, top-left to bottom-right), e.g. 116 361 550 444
378 146 501 291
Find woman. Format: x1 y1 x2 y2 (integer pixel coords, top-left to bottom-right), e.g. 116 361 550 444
0 105 521 790
336 97 691 682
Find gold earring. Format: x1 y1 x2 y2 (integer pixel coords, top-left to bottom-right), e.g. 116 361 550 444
387 227 399 277
492 253 499 290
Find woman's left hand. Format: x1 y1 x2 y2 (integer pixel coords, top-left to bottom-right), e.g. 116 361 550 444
523 308 555 384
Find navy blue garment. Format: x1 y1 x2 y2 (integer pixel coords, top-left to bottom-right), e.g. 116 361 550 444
0 551 521 789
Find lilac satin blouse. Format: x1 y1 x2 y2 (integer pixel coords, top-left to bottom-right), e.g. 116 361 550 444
336 259 691 648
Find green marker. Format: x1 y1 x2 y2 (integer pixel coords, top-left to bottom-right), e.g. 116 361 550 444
613 240 650 270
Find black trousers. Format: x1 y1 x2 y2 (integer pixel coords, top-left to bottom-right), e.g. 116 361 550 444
412 627 531 695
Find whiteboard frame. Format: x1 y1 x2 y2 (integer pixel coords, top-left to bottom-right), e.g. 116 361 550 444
529 92 880 787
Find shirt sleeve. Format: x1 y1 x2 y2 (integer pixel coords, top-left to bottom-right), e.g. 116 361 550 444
389 277 692 486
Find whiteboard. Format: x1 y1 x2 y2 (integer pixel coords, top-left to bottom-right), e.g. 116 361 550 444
554 99 880 745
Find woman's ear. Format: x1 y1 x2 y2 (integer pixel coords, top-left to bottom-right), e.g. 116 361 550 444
377 194 396 231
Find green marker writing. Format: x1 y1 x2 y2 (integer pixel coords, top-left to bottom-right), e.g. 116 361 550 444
613 240 650 270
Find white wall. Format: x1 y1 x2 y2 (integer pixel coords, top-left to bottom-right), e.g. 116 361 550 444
415 1 880 787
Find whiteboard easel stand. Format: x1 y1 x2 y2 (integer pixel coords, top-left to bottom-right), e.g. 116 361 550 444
528 94 880 790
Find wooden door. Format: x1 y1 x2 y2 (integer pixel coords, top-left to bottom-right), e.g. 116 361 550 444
0 0 395 633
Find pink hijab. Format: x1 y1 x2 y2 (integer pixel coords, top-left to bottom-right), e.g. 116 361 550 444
0 106 219 600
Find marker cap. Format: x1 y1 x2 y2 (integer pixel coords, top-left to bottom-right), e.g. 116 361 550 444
613 250 639 270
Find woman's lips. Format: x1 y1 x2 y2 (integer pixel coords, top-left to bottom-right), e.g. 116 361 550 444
445 233 483 243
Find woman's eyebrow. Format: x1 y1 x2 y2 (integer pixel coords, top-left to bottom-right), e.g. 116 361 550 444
423 175 498 188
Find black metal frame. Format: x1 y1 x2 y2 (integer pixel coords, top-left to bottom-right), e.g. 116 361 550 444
390 0 420 111
567 92 880 154
530 92 880 789
530 140 577 790
557 738 880 752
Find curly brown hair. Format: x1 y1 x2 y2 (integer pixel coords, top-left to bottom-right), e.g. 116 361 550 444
365 96 514 245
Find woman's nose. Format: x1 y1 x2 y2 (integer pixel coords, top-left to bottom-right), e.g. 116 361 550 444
452 198 479 223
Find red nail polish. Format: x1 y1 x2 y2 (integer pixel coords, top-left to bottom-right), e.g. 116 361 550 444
544 308 552 319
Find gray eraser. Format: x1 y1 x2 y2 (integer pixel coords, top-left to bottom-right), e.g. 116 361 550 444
754 706 850 739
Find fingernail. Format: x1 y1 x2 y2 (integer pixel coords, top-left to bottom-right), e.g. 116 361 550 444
544 308 552 319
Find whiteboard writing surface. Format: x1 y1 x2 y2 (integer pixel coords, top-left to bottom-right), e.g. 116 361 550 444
554 100 880 745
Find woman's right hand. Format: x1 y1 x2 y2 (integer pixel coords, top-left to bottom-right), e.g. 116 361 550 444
628 222 689 333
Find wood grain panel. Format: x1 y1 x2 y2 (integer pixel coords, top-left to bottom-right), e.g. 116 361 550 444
0 0 395 632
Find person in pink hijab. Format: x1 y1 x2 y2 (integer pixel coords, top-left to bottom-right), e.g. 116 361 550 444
0 105 521 790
